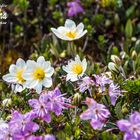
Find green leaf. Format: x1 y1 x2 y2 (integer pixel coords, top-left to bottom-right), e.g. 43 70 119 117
64 122 72 136
74 128 81 139
19 0 29 11
125 19 133 38
135 39 140 53
126 5 135 18
101 132 117 140
114 101 123 119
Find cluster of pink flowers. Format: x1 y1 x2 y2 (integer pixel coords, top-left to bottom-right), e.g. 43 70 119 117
78 74 122 106
0 87 72 140
29 87 72 123
0 111 55 140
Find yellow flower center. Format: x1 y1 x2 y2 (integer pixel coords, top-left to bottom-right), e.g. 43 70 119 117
33 67 45 80
72 64 83 75
16 69 25 84
66 31 77 39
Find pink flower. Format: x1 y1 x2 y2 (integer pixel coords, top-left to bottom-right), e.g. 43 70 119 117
67 0 84 17
44 87 71 116
80 98 110 130
78 76 94 94
29 87 72 122
117 112 140 140
94 74 112 93
109 83 122 106
28 94 51 123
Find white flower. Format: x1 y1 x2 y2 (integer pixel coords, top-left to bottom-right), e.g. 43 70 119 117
2 58 26 92
23 56 54 94
51 19 87 41
63 55 87 82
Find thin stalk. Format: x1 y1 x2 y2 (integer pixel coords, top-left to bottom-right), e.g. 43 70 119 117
68 41 74 57
119 66 126 79
132 60 136 75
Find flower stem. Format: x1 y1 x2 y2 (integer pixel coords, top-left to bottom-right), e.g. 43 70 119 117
68 41 75 57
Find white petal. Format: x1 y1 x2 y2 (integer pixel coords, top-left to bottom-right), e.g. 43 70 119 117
65 19 76 30
57 26 67 34
43 77 52 88
22 72 33 80
26 60 37 70
37 56 45 64
75 30 87 40
76 23 84 35
82 58 87 73
2 74 17 83
35 81 43 94
62 66 71 73
45 67 54 77
66 74 78 82
15 84 25 92
16 58 26 69
75 55 81 62
9 64 17 74
51 28 66 40
25 80 39 88
41 61 51 70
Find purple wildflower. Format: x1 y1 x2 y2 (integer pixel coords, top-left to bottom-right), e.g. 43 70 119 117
29 87 73 122
78 76 94 94
28 94 51 123
94 74 112 93
26 135 43 140
67 0 84 17
44 134 56 140
117 112 140 140
44 87 72 116
9 111 39 135
0 122 15 140
108 83 122 106
28 134 55 140
80 97 110 130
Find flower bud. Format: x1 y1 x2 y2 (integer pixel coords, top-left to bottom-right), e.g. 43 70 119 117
73 93 81 105
111 55 121 65
108 62 119 73
2 98 12 107
122 103 129 114
105 71 112 79
114 14 120 25
120 51 126 59
131 50 137 60
60 51 66 58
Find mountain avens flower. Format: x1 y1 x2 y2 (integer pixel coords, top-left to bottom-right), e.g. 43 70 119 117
63 55 87 81
23 56 54 94
2 58 26 92
51 19 87 41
